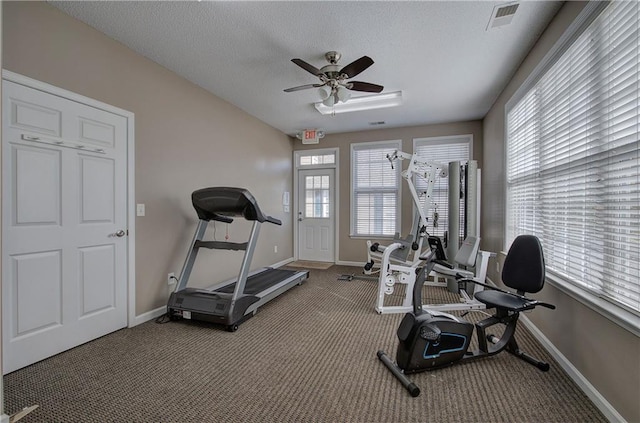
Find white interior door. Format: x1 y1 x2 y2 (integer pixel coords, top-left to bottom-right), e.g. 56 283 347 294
2 80 128 373
297 168 335 262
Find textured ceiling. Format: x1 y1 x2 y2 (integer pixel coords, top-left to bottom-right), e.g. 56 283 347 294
50 1 563 137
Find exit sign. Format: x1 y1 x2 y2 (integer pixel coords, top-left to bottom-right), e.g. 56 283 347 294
302 129 320 144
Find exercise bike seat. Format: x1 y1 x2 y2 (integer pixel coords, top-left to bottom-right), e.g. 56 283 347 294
474 290 538 312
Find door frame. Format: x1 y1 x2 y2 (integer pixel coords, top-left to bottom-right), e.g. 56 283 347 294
293 148 339 262
2 70 137 327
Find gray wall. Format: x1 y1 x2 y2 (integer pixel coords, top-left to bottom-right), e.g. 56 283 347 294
482 2 639 422
3 1 296 316
294 120 482 263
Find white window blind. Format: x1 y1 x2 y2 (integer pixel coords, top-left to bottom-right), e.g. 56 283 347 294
351 141 401 237
414 136 470 239
506 1 639 315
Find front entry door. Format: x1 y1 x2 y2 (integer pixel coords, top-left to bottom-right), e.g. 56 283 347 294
298 168 335 262
2 80 129 373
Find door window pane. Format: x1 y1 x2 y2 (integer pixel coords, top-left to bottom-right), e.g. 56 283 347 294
305 175 330 218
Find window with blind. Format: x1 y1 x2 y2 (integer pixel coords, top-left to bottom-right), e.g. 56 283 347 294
506 1 639 316
414 136 471 239
351 140 401 237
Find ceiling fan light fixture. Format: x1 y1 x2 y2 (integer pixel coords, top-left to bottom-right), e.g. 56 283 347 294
336 86 351 102
318 86 332 100
315 91 403 115
322 94 336 107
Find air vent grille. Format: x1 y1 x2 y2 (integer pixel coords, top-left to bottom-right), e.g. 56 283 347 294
487 2 519 30
496 4 519 18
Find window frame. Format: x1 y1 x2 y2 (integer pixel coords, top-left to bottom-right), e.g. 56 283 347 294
295 148 337 169
350 140 402 238
503 1 639 336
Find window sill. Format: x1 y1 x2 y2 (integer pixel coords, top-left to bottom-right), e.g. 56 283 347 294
546 273 640 337
350 235 395 240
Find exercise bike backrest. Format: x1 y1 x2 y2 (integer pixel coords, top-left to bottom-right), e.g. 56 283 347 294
502 235 545 295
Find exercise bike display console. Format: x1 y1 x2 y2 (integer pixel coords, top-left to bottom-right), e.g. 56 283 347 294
378 235 555 396
167 187 308 331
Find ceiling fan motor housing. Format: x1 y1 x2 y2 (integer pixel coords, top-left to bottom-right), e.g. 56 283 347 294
325 51 341 64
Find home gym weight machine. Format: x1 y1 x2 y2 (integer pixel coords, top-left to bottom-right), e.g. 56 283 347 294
361 150 446 314
365 151 493 314
167 187 309 331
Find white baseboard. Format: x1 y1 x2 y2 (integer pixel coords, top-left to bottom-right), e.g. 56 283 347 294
336 260 365 267
272 257 295 268
520 314 624 423
130 306 166 327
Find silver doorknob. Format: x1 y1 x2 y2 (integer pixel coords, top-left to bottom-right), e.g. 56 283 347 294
110 230 126 237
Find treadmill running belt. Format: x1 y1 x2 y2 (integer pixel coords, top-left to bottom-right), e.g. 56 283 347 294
215 268 299 295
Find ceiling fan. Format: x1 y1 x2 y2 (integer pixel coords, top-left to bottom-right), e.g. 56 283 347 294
284 51 384 106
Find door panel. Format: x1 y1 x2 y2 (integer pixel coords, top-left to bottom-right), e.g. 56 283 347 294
79 155 115 223
12 251 62 337
2 79 128 373
79 245 116 317
13 145 61 226
298 169 335 262
10 98 62 137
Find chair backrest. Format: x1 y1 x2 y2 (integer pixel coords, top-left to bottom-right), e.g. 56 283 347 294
502 235 546 294
454 236 481 267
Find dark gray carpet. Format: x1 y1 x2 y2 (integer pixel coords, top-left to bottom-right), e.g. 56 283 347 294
4 265 607 422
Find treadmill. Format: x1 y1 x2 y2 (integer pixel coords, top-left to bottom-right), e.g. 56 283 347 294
167 187 309 331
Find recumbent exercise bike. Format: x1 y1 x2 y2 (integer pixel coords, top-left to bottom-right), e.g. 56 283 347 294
377 235 556 397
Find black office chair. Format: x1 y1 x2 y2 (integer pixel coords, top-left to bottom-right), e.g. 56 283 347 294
469 234 555 370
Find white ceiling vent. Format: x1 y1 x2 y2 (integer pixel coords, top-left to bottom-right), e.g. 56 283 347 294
487 2 520 30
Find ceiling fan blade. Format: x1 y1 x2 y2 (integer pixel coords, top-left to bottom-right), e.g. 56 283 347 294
283 83 323 92
340 56 374 78
291 58 323 76
347 81 384 93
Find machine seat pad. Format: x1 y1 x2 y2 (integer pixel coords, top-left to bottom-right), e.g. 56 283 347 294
474 290 536 312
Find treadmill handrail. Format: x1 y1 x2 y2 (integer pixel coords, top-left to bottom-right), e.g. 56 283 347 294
266 215 282 225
